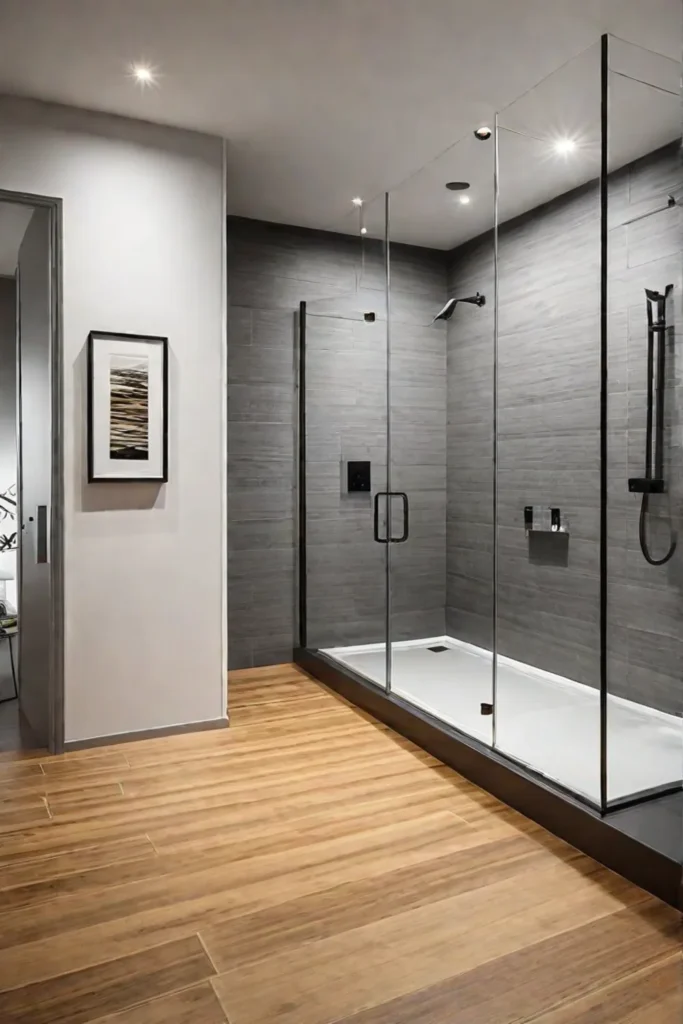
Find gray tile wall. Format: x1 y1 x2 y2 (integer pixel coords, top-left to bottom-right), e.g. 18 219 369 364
229 145 682 714
447 144 682 714
227 217 448 667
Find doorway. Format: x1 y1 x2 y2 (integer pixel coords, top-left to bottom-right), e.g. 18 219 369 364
0 192 63 753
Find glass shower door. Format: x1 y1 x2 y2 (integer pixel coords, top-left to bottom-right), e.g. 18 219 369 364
494 42 603 804
605 35 683 808
302 195 392 692
387 133 496 746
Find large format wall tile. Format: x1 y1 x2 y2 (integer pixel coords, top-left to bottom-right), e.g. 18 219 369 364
228 217 448 666
228 145 682 719
447 142 682 716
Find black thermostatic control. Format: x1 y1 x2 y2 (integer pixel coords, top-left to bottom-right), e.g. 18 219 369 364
347 461 371 492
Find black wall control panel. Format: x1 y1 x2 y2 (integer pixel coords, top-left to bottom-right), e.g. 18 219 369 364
348 461 371 492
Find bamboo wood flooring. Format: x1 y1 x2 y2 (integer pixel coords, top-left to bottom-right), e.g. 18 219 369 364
0 664 678 1023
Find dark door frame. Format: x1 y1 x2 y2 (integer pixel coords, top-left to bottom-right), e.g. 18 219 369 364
1 187 64 754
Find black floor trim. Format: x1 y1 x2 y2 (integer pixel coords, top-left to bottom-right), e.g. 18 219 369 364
294 647 681 910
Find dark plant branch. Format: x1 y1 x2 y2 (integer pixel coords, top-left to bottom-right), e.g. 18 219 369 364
0 485 17 523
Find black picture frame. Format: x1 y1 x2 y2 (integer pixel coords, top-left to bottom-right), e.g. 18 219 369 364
87 330 169 483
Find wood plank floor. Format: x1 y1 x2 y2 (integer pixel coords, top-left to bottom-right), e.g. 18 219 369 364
0 664 679 1023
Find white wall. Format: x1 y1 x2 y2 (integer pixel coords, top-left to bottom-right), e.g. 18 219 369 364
0 96 226 742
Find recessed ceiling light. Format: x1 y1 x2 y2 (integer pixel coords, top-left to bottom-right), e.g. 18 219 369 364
554 138 576 155
474 126 492 141
129 62 158 88
360 226 368 235
351 197 363 207
459 195 471 205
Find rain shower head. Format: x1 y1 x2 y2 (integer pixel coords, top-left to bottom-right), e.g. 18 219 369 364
432 292 486 322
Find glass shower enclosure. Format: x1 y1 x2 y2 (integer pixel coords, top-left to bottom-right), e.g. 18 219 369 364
296 34 682 816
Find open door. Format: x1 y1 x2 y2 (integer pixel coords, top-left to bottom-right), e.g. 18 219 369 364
16 206 54 749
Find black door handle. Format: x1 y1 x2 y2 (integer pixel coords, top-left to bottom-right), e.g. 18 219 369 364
373 492 388 544
392 492 409 543
374 492 409 543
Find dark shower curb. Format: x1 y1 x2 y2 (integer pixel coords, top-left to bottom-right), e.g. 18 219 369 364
294 647 681 911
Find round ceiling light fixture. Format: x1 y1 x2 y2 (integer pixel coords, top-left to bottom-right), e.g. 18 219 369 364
473 126 492 141
445 181 470 191
129 62 159 87
351 197 364 207
554 137 577 155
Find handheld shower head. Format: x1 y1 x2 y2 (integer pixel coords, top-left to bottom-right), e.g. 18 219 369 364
432 292 486 323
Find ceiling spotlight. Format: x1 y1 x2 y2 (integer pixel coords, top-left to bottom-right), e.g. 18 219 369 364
459 195 471 205
352 197 363 207
360 226 368 235
129 62 158 87
554 138 576 155
474 126 492 141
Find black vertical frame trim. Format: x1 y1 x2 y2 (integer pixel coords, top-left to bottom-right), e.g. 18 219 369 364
599 32 609 814
492 112 500 747
384 192 393 693
298 300 307 649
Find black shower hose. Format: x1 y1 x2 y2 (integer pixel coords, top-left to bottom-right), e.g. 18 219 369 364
638 492 677 566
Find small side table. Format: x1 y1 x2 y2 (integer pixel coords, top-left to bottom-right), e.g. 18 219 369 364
0 627 18 703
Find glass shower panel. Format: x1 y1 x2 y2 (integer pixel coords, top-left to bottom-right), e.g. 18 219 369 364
302 194 391 689
606 36 683 806
387 134 495 746
495 42 603 803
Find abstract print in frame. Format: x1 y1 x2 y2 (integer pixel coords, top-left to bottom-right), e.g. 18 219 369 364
87 331 168 482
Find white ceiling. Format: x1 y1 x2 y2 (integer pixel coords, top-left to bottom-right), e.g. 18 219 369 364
0 202 33 276
0 0 680 248
340 38 682 249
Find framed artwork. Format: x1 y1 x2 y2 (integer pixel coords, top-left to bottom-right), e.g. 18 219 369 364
87 331 168 483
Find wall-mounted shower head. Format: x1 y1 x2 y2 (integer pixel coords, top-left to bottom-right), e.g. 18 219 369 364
432 292 486 322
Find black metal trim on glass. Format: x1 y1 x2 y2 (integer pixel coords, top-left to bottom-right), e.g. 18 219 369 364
605 780 683 815
394 491 409 542
599 32 609 815
298 301 307 648
373 492 387 544
384 190 392 694
492 111 500 750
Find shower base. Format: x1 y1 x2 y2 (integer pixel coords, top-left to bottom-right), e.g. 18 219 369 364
322 636 681 806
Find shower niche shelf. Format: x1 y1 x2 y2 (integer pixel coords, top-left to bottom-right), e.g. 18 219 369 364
524 506 569 536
